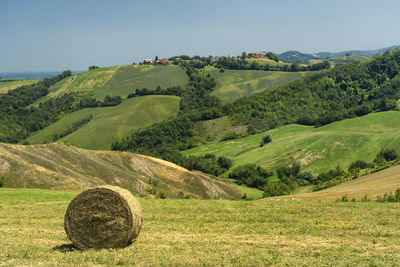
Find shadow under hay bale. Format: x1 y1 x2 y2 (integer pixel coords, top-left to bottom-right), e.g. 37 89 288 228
64 185 143 250
52 244 79 253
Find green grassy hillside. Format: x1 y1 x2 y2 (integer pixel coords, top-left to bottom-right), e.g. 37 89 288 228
32 66 120 105
34 64 187 104
309 54 371 66
94 64 188 99
0 143 241 199
2 188 400 265
183 111 400 175
0 79 39 93
26 95 180 150
212 69 307 103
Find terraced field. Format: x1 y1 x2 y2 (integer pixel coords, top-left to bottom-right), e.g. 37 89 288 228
0 79 39 93
26 95 180 150
211 69 307 103
183 111 400 175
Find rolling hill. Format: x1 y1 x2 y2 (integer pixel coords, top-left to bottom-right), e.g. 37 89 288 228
211 69 307 103
0 142 242 199
34 64 188 105
183 111 400 175
308 54 371 66
94 64 188 99
0 79 39 93
278 50 318 62
26 95 180 150
279 45 400 62
268 164 400 201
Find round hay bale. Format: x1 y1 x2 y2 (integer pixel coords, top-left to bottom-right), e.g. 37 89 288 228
64 185 142 249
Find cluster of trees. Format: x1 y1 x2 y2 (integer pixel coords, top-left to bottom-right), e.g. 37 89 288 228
52 115 93 141
79 95 122 108
215 57 331 72
221 131 247 141
88 66 100 70
265 52 279 62
229 162 314 197
127 86 184 98
179 154 232 176
229 164 273 188
178 62 221 113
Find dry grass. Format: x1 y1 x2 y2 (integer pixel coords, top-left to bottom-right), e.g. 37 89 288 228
1 188 400 266
0 142 242 199
268 164 400 201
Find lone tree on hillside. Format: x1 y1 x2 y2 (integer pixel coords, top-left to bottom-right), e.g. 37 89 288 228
260 134 272 147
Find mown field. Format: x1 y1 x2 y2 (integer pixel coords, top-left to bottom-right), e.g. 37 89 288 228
184 111 400 175
0 79 39 93
271 164 400 201
1 188 400 266
94 64 188 99
26 95 180 150
211 69 307 103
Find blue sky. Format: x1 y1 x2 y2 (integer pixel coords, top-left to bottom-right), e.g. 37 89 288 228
1 0 400 72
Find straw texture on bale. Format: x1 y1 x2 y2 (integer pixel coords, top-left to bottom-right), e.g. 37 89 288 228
64 185 143 249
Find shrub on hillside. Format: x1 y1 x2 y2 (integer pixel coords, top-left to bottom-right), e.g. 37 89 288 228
348 160 371 171
229 164 273 188
260 134 272 147
101 95 122 107
375 148 398 163
263 182 292 197
221 131 246 141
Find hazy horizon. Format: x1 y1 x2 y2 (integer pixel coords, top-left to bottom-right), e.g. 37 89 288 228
2 0 400 72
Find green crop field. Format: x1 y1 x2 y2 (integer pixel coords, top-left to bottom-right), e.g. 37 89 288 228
309 54 371 66
0 79 39 93
211 69 307 103
26 95 180 150
94 64 189 99
1 188 400 266
183 111 400 175
246 57 289 66
32 66 120 105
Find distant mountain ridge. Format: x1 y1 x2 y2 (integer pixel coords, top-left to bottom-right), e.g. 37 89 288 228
278 45 400 62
